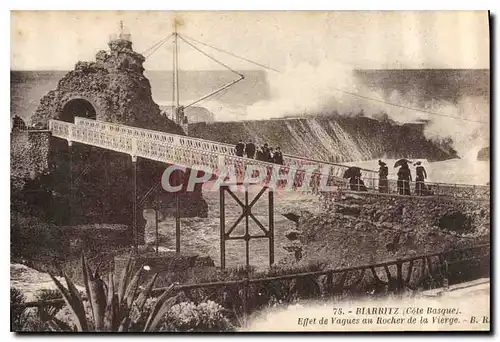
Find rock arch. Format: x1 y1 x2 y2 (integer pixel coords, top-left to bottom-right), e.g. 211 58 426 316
13 34 208 238
59 97 97 122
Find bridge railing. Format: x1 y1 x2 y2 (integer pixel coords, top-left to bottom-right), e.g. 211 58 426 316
72 117 379 182
11 244 490 327
334 177 489 201
50 119 346 194
51 119 489 200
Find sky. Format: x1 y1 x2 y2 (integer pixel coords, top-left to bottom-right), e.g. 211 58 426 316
10 10 489 71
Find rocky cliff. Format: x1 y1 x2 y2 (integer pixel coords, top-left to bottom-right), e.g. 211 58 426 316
189 115 458 162
477 147 490 161
282 193 489 269
30 39 183 133
12 36 208 238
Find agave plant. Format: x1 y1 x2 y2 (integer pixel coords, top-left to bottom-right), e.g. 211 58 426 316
47 254 182 332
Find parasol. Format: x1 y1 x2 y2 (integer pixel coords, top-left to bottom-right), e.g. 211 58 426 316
343 166 362 179
394 159 412 168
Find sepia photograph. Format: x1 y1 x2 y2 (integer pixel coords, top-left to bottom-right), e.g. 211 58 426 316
9 10 490 332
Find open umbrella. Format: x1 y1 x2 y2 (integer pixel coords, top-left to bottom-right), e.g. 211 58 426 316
343 166 361 179
394 159 412 168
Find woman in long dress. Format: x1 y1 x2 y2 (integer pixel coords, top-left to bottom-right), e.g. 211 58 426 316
397 162 412 195
378 160 388 193
414 161 428 195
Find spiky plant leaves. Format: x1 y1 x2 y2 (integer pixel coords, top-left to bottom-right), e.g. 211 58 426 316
81 254 94 321
144 293 182 332
89 278 107 331
103 272 117 331
46 316 73 332
80 253 108 331
143 283 179 331
123 265 144 309
50 254 181 332
118 316 131 332
48 273 88 331
117 258 133 305
46 320 62 332
135 273 158 312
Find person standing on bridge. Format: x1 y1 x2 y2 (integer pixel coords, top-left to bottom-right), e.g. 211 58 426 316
397 162 412 195
414 161 428 195
378 160 389 193
245 140 256 159
262 143 271 162
256 146 264 161
273 147 284 165
268 147 275 163
235 140 245 157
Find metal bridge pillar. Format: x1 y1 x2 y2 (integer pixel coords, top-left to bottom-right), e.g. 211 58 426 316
132 155 138 254
175 193 181 254
219 183 275 270
155 189 159 255
68 140 73 225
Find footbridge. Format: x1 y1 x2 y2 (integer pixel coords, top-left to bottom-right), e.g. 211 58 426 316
48 117 490 266
49 117 489 201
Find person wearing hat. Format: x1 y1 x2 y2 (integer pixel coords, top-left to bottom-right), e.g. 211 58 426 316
245 140 256 159
273 147 284 165
378 160 389 193
414 161 427 195
235 140 245 157
397 161 412 195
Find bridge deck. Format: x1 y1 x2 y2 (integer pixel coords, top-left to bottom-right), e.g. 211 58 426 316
48 118 489 201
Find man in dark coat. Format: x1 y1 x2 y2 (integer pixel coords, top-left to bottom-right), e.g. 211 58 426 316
378 160 389 193
235 140 245 157
349 168 368 192
245 140 256 159
268 147 275 163
255 147 264 161
414 161 428 195
397 162 412 195
262 143 271 162
273 147 284 165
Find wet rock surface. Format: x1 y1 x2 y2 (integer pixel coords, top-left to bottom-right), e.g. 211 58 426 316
283 193 490 269
477 146 490 161
189 116 459 163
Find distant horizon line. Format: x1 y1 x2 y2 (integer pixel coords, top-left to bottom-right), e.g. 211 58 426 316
10 68 490 72
10 68 491 74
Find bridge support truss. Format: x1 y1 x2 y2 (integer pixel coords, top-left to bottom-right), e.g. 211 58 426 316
219 184 274 270
132 156 138 254
68 141 73 225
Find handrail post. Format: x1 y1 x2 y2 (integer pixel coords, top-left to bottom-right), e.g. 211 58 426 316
68 141 73 225
396 260 403 294
175 193 181 255
443 257 449 291
38 300 44 323
155 189 159 255
220 186 226 270
242 277 249 326
326 270 333 296
132 155 138 254
131 138 137 157
268 187 275 267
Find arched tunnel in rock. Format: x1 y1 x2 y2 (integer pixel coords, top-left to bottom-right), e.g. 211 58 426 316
60 98 97 122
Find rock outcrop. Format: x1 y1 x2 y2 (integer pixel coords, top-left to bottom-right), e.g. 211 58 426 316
188 116 459 163
31 38 182 133
477 147 490 161
12 35 208 243
282 193 489 268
